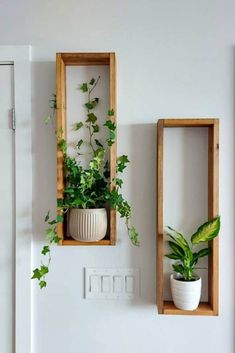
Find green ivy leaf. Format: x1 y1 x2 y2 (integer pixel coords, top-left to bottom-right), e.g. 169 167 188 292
95 139 103 147
94 148 105 159
77 139 83 149
56 214 63 223
46 228 56 241
85 99 99 110
45 116 51 124
44 211 50 222
107 139 114 147
31 268 41 280
108 109 115 116
104 120 116 131
53 236 61 244
110 130 115 139
80 83 88 92
129 226 140 246
118 155 129 164
39 280 47 289
57 139 67 154
89 78 95 85
41 245 50 255
92 124 99 133
86 113 97 124
75 122 83 130
85 102 93 110
116 178 123 188
49 94 57 109
40 265 49 276
117 155 130 172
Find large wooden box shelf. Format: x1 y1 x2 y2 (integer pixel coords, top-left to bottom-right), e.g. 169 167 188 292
157 118 219 315
56 52 116 246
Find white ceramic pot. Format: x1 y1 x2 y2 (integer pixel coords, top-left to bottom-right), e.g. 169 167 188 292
170 274 202 311
69 208 107 242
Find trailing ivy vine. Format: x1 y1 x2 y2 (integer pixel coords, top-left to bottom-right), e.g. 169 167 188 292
32 76 139 289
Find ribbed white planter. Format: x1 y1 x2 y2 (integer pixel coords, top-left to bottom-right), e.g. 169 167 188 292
69 208 107 242
170 274 202 311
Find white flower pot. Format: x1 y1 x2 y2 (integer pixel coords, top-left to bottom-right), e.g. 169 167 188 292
69 208 107 242
170 274 202 311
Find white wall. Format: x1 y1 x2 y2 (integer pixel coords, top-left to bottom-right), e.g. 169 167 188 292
1 1 235 352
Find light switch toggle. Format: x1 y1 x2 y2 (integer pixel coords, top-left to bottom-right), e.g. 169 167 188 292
113 276 123 293
125 276 134 293
90 275 100 292
101 276 110 292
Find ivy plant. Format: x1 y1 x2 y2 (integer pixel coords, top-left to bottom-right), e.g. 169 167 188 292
32 76 139 289
165 216 220 281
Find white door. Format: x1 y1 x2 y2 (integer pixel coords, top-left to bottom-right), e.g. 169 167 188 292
0 63 15 353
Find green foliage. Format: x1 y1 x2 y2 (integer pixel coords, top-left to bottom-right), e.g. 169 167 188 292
165 216 220 281
191 217 220 244
108 109 115 116
89 78 95 85
86 113 97 123
32 76 139 289
85 98 99 110
80 83 88 92
32 211 62 288
77 139 83 149
45 94 57 124
75 122 83 130
117 155 129 172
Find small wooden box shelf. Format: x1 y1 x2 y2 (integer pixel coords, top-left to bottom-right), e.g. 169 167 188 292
157 118 219 315
56 52 116 246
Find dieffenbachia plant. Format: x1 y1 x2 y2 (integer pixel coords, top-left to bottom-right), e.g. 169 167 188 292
165 216 220 281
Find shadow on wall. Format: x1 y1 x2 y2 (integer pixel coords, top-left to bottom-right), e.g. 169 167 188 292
118 123 157 306
31 61 57 243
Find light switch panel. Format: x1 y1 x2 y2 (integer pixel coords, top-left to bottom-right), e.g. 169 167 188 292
85 268 140 299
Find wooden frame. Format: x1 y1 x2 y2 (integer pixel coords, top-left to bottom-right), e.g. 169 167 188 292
157 118 219 315
56 52 116 246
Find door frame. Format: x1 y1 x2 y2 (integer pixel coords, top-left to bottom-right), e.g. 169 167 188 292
0 46 31 353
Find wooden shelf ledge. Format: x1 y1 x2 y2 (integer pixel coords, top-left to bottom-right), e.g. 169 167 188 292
162 301 216 316
61 238 113 246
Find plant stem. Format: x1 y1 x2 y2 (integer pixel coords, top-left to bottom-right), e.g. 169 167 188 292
90 75 100 95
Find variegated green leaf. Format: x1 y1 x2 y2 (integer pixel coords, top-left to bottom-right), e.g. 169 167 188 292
166 226 190 252
172 264 184 276
168 241 184 258
192 248 209 266
165 253 182 260
191 216 220 245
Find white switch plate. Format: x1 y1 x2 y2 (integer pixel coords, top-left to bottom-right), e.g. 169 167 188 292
85 268 140 299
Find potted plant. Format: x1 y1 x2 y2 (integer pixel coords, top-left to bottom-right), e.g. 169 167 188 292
32 76 139 289
165 216 220 311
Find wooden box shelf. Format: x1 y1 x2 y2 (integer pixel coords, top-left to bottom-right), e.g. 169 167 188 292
56 52 116 246
157 118 219 316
